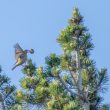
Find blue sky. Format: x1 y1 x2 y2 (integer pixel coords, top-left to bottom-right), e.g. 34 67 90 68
0 0 110 104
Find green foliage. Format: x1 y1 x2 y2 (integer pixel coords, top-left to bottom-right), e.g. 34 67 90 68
21 77 39 89
15 90 23 103
48 80 62 96
22 59 36 77
17 7 109 110
45 53 60 67
51 67 61 76
37 66 44 78
35 86 49 103
63 102 78 110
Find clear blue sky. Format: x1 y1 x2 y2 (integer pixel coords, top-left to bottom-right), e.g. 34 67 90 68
0 0 110 104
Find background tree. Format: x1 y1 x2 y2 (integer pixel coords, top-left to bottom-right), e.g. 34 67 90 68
19 8 109 110
0 66 16 110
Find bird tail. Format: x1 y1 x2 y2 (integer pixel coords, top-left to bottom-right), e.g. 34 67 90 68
12 65 17 71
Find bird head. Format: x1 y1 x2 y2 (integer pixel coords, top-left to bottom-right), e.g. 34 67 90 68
29 49 34 54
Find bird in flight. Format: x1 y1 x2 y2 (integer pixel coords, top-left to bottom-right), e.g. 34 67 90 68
12 43 34 70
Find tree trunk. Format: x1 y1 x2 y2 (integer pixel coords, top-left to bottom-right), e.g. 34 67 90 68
0 94 6 110
1 100 6 110
83 102 90 110
76 37 82 93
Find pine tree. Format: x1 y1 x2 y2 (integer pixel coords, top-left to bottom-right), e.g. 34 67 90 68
19 8 109 110
0 66 16 110
56 8 109 110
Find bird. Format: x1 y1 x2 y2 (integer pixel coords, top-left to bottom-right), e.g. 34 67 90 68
12 43 34 70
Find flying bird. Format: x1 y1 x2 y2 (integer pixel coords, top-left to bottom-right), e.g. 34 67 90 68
12 43 34 70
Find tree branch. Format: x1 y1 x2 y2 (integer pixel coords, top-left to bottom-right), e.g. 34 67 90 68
57 75 83 100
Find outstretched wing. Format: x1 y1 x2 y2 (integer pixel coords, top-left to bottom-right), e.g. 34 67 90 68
14 43 24 60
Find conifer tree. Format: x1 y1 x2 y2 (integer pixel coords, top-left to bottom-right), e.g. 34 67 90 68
19 8 109 110
0 66 16 110
56 8 109 110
